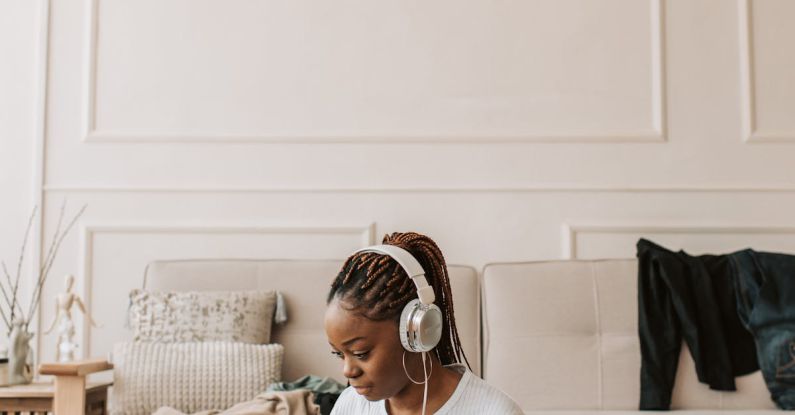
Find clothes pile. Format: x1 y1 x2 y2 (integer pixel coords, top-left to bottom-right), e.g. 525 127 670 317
637 239 795 410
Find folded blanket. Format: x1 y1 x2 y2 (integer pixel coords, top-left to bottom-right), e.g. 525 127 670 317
153 390 320 415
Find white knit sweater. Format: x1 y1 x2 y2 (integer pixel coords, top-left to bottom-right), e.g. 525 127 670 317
330 364 523 414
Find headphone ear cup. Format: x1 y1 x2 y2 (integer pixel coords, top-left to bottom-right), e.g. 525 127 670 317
400 299 443 352
399 299 419 351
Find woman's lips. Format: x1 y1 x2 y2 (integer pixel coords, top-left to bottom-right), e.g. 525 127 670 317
353 385 372 393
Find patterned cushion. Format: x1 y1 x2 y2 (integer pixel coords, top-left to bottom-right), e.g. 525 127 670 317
128 290 276 343
110 342 284 415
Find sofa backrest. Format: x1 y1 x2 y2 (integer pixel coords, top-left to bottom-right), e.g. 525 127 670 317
143 259 481 383
481 259 774 411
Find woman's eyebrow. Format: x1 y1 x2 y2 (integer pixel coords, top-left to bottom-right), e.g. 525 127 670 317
342 336 366 346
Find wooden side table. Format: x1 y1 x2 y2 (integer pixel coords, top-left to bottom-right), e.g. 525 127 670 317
0 359 113 415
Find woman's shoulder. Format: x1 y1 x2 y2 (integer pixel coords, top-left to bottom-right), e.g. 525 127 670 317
330 386 384 415
443 364 524 414
331 368 523 415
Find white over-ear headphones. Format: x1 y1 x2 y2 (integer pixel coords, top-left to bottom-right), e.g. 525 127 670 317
354 244 444 353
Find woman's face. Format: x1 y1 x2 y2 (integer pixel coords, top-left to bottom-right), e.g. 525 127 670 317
324 297 410 401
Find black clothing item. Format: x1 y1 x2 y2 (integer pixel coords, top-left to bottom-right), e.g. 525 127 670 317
731 250 795 409
267 375 345 415
314 392 340 415
637 239 758 410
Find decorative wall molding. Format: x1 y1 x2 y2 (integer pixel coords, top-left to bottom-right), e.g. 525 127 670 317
562 223 795 259
77 223 375 356
81 0 666 144
739 0 795 143
32 0 50 362
81 0 97 143
83 132 668 144
650 0 667 142
44 184 795 193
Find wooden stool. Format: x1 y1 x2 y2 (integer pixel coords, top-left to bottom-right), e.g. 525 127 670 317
0 359 113 415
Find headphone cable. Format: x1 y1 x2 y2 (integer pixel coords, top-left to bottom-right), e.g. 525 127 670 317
422 351 429 415
402 350 432 415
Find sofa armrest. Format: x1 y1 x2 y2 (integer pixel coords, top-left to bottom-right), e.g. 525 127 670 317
39 358 113 415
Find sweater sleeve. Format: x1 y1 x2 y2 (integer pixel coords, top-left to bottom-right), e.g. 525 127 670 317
637 240 683 410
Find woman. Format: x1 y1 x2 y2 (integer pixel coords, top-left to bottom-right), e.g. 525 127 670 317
325 232 522 414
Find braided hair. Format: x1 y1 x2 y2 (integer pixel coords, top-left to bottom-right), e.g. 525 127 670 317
327 231 470 369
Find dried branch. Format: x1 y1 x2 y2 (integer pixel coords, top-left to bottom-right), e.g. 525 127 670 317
1 262 23 324
1 201 87 335
0 303 8 330
23 203 66 326
0 268 10 329
11 206 37 323
40 202 66 280
2 262 25 320
26 203 87 323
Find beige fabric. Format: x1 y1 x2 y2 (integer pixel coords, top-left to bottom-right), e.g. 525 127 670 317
522 412 779 415
128 289 277 343
144 259 481 381
482 259 776 411
111 342 283 415
152 390 320 415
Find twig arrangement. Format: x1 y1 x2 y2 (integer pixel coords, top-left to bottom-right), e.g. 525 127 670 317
1 201 86 336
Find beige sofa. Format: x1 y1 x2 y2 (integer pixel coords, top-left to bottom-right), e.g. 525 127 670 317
138 258 778 414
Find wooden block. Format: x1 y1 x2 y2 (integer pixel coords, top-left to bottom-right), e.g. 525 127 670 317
53 375 86 415
39 359 113 377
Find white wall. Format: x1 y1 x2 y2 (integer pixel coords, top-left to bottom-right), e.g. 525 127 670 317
1 0 795 364
0 0 44 344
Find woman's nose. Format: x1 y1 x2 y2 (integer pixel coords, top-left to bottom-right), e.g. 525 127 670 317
342 357 361 379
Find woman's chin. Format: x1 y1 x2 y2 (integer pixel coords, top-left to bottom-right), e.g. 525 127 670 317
354 386 380 400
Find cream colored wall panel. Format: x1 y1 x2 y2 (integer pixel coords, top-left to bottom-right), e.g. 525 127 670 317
86 0 662 142
0 0 47 346
741 0 795 142
44 0 795 190
568 224 795 259
0 0 39 256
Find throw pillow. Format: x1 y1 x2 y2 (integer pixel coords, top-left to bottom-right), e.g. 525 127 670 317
110 341 284 415
128 290 277 344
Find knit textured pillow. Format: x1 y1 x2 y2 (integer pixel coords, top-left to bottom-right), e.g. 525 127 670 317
110 341 284 415
129 290 276 343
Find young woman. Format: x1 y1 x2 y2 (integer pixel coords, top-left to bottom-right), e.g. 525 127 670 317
325 232 522 414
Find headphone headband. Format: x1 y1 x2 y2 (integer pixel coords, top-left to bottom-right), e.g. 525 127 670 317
353 244 436 305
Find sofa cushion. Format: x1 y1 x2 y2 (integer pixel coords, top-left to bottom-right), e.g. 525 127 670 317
482 259 776 411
